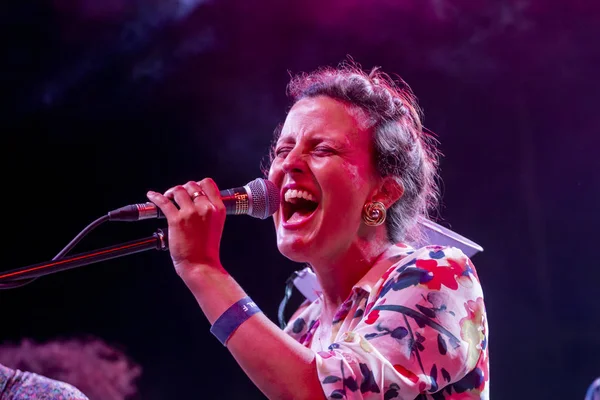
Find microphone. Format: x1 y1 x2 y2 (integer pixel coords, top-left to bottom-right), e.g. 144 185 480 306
108 178 280 221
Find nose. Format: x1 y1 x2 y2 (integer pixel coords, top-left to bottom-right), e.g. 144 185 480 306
282 147 306 174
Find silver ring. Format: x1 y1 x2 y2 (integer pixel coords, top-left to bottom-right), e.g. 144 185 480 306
191 190 204 201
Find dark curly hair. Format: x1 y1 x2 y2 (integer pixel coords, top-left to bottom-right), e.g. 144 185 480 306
0 336 142 400
268 59 440 243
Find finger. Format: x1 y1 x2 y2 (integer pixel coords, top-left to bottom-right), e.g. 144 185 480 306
147 190 179 219
198 178 225 209
183 181 206 203
164 184 187 200
184 181 217 216
171 185 195 211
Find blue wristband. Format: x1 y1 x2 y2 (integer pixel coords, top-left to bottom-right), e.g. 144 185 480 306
210 296 262 346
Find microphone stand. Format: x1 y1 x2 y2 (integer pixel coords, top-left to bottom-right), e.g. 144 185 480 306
0 229 168 287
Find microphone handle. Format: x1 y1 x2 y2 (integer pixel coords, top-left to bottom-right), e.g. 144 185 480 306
108 185 251 221
157 185 251 216
219 185 251 215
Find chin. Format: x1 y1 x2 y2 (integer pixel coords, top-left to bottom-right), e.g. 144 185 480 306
276 234 317 263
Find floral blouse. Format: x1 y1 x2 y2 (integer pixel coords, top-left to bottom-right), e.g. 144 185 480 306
284 244 489 399
0 363 89 399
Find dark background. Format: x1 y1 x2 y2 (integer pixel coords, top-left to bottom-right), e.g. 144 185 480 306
1 0 599 398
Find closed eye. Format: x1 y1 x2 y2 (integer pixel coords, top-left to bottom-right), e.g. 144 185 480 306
313 146 336 156
275 147 293 157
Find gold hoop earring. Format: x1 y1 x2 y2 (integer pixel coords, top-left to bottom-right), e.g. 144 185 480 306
362 201 386 226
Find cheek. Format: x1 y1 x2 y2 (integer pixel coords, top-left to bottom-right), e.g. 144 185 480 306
317 158 370 192
336 160 374 199
267 163 282 221
342 163 365 189
322 170 366 218
319 162 373 224
267 161 281 182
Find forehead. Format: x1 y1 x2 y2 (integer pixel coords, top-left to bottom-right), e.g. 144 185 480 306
279 96 368 143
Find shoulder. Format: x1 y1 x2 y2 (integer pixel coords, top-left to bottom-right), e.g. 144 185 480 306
400 245 475 270
5 368 89 400
373 245 482 297
361 246 490 397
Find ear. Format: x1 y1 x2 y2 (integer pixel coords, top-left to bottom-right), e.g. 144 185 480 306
372 177 403 208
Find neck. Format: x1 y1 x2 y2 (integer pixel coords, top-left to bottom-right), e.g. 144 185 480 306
311 233 392 318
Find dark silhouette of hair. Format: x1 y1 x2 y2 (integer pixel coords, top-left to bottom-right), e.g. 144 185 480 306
0 336 142 400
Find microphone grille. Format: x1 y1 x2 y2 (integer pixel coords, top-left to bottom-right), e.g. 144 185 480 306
247 178 280 219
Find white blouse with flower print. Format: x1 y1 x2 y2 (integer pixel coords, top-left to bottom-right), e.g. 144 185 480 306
284 244 489 400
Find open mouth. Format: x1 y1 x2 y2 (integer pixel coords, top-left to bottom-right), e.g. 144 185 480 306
282 188 319 224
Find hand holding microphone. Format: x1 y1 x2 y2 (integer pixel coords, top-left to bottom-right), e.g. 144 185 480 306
128 177 279 279
147 178 224 273
108 177 280 221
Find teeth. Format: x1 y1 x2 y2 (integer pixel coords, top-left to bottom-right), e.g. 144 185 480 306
284 189 316 202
